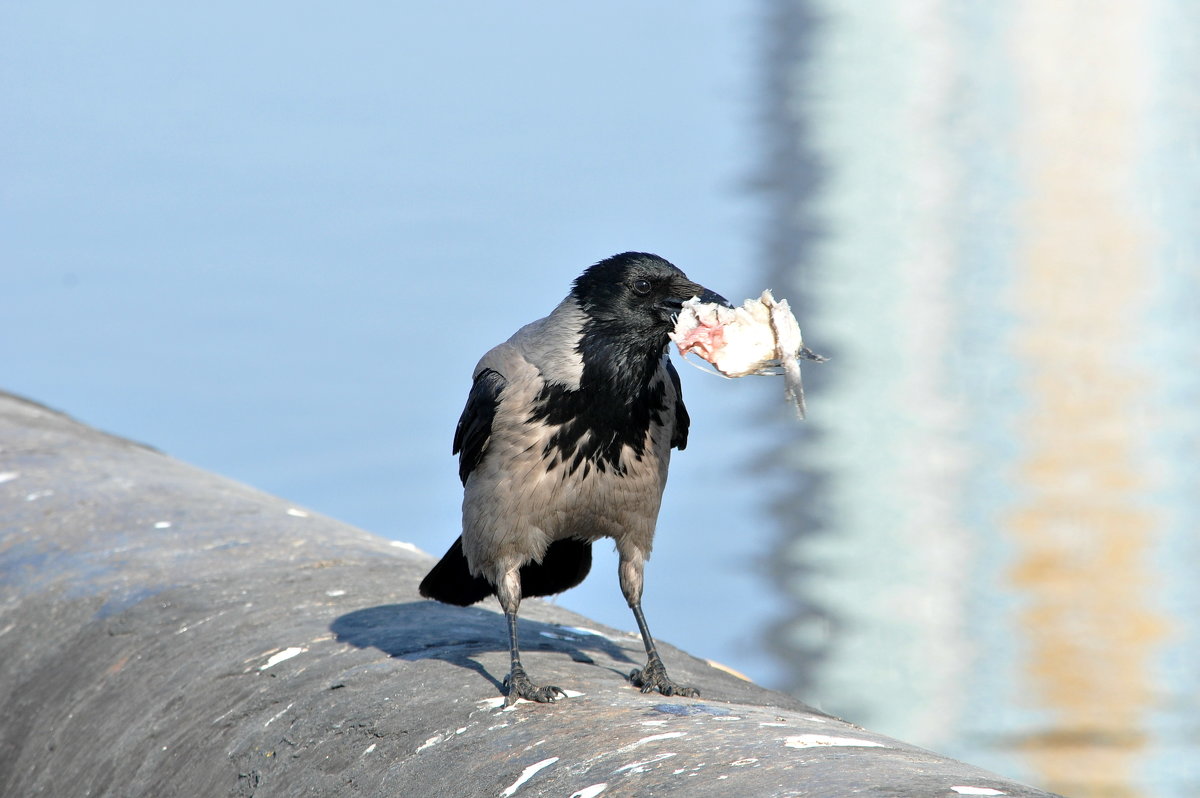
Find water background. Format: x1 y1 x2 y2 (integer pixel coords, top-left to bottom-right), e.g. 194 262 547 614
4 4 1197 797
2 1 785 688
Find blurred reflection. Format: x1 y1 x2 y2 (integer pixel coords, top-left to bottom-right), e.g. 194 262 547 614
762 2 1200 797
1010 5 1168 795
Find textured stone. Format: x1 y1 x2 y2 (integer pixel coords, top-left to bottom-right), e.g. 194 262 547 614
0 392 1059 797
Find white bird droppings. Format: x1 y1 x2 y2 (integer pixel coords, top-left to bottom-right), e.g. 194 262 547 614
24 490 53 502
260 647 306 670
263 702 295 728
624 732 686 750
612 753 677 774
570 784 608 798
325 589 346 597
285 507 309 517
154 521 172 529
730 758 759 767
537 625 613 641
499 756 559 797
417 724 474 752
416 734 445 753
952 788 1006 796
0 472 20 484
783 734 887 749
565 626 604 636
362 743 376 756
539 631 580 641
477 689 583 711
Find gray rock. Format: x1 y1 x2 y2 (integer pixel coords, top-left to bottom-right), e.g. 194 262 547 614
0 391 1060 797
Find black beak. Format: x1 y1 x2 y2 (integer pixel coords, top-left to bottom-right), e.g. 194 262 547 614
696 287 733 308
661 280 733 316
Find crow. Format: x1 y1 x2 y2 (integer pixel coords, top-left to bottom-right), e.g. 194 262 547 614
419 252 729 703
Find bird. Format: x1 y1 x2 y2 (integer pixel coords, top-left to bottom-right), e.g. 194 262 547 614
419 252 729 704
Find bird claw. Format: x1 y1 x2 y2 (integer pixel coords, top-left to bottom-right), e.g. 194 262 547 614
504 666 566 704
629 658 699 698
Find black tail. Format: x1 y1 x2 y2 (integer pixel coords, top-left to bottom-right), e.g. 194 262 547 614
418 537 594 606
519 538 593 598
419 537 495 606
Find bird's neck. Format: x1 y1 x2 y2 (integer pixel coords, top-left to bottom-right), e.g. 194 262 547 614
576 321 667 399
530 321 671 477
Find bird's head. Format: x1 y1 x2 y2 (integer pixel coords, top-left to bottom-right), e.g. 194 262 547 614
571 252 730 342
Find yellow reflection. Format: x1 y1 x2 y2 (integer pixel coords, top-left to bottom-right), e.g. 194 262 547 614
1010 2 1168 796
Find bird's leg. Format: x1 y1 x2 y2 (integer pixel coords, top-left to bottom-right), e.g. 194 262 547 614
497 568 565 705
619 553 699 698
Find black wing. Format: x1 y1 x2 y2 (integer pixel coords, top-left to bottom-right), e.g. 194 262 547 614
452 367 506 485
665 357 690 450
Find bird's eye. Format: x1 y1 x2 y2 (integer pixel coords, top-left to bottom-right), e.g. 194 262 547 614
631 278 652 295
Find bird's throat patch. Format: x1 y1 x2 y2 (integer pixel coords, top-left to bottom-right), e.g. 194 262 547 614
527 380 667 478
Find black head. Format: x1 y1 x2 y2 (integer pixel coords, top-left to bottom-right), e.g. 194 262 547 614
526 253 726 470
571 252 729 339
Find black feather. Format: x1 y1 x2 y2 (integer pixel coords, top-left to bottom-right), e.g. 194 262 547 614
527 254 694 476
452 367 506 485
518 539 593 598
665 357 689 450
418 536 495 606
528 375 670 477
418 536 594 606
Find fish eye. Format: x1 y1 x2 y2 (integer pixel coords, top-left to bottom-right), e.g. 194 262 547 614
632 278 652 295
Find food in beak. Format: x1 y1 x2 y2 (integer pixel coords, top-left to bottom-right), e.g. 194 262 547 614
669 290 826 418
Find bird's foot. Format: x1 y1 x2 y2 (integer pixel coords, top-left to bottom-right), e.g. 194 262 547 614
629 656 699 698
504 665 566 705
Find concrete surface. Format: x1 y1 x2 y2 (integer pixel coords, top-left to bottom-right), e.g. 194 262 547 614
0 391 1061 797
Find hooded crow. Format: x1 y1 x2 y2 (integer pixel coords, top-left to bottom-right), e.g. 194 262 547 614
419 252 729 703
